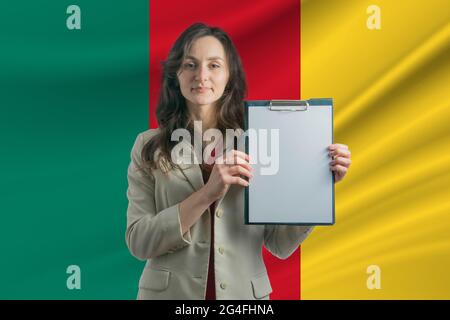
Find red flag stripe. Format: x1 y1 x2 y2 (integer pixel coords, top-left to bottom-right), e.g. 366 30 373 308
149 0 301 299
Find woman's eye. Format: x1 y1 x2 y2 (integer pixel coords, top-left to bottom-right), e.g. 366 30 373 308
184 62 196 69
183 62 220 70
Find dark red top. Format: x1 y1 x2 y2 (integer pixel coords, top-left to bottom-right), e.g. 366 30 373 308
201 150 216 300
205 201 216 300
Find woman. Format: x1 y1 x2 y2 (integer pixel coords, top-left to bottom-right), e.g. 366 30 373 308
125 22 351 300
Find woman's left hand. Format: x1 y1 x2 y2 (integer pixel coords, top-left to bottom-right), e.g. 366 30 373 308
328 144 351 183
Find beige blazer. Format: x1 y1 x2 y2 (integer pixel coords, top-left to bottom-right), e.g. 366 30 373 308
125 129 314 300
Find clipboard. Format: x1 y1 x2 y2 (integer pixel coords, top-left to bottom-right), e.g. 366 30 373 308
243 98 335 225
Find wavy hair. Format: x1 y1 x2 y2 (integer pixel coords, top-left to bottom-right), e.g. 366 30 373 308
141 22 247 173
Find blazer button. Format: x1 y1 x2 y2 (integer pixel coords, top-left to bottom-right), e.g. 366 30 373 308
220 283 227 290
218 247 224 255
216 209 223 218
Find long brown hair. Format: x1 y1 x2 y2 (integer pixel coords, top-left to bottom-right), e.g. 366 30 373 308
141 22 247 173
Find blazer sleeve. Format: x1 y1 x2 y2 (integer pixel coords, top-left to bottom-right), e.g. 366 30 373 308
263 225 315 260
125 133 192 261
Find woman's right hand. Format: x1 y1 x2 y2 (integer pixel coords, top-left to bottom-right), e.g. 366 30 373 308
203 150 253 202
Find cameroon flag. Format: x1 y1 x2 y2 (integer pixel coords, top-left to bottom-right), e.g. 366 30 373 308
0 0 449 300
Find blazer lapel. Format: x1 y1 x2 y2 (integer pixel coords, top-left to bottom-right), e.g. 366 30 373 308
172 139 204 192
172 136 237 208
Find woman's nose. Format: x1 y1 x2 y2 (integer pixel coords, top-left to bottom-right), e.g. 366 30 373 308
194 65 209 82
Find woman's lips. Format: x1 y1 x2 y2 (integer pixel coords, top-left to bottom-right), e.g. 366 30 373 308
192 87 210 93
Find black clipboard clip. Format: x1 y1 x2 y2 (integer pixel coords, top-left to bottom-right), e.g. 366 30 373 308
268 99 309 111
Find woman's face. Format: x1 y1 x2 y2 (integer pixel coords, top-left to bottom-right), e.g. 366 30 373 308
177 36 229 111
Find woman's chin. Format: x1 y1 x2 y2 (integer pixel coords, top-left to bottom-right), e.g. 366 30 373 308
188 98 218 107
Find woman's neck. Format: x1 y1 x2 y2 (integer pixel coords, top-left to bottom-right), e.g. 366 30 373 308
188 103 217 131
